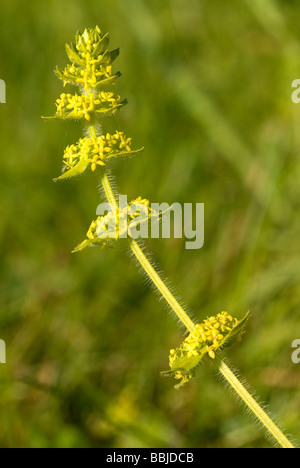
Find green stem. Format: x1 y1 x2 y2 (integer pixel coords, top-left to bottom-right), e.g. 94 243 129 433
130 238 196 333
97 139 295 448
101 171 118 208
88 119 98 139
218 360 294 449
99 168 195 331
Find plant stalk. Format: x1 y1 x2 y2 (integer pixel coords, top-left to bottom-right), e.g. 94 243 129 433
130 238 196 333
219 360 294 448
98 142 295 449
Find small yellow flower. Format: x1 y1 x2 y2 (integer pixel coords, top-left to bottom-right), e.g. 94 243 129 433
53 91 123 121
72 197 166 253
86 197 152 241
56 60 118 91
164 311 248 388
54 132 144 181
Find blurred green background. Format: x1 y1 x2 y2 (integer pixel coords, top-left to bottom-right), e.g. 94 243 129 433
1 0 300 448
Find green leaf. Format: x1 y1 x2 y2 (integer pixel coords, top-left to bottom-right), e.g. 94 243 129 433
174 378 193 390
42 114 77 121
93 33 110 56
98 48 119 65
54 67 79 84
65 43 85 66
54 67 66 81
95 100 127 115
220 312 250 350
169 353 206 373
53 159 89 181
109 48 120 63
94 72 121 88
72 238 113 253
161 368 195 389
106 147 144 161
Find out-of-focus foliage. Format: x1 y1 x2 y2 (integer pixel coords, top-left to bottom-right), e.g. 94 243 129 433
0 0 300 448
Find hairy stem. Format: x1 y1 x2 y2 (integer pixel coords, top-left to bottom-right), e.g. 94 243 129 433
219 360 294 448
130 238 196 333
98 143 294 448
101 171 118 208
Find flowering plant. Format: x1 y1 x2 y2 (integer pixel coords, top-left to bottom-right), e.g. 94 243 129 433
44 26 295 448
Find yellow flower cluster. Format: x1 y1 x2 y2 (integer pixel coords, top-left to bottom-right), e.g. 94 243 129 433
55 26 120 91
74 26 111 60
169 312 238 383
63 132 132 172
57 61 114 91
87 197 151 241
55 91 122 121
